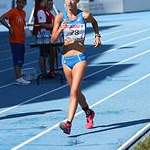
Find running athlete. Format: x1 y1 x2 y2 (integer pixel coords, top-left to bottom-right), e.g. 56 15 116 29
51 0 101 134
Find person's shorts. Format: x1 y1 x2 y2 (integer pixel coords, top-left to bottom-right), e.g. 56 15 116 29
10 43 25 67
39 45 52 57
62 52 87 69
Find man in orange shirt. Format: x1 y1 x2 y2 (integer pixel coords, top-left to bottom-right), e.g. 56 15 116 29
0 0 30 85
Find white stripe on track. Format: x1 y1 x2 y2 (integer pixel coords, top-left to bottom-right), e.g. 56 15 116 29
89 36 150 59
0 34 150 90
0 24 137 54
0 50 38 63
0 60 38 73
117 122 150 150
103 27 150 43
2 34 149 75
1 48 150 115
86 48 150 79
0 84 67 114
0 27 150 73
0 82 15 89
11 71 150 150
0 26 125 61
85 27 150 42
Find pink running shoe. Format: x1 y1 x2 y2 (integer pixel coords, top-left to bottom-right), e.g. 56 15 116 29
59 121 71 134
85 110 95 129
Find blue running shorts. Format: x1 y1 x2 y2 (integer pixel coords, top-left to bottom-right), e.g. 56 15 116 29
62 52 87 69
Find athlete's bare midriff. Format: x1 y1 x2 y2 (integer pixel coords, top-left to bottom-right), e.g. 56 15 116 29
62 40 85 56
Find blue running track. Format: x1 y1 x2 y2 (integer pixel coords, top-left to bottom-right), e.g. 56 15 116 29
0 11 150 150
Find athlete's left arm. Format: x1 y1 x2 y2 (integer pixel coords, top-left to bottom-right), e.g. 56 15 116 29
83 11 101 47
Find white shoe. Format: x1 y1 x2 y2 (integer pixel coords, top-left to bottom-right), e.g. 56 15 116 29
15 77 31 85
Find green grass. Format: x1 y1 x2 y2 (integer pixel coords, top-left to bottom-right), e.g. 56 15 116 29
133 134 150 150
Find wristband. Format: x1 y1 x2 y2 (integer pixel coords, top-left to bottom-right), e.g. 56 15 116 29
95 34 101 38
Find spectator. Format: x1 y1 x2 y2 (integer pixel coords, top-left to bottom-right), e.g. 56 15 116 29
45 0 56 77
33 0 55 78
0 0 31 85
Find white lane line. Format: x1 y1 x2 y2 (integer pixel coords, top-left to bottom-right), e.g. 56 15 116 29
0 35 148 89
0 47 11 54
86 48 150 79
0 60 38 73
86 27 150 43
1 48 150 115
106 36 150 52
0 29 121 55
103 27 150 43
0 26 150 73
0 45 35 54
0 83 15 89
1 34 149 75
0 34 150 90
85 28 130 41
0 85 67 114
10 71 150 150
0 27 125 59
117 123 150 150
0 24 137 54
0 50 38 63
89 36 150 60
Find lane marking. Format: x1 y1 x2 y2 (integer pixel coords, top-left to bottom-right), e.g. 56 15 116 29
0 24 143 54
0 60 38 73
0 83 15 89
1 48 150 114
0 85 67 114
0 50 38 63
90 36 150 60
117 123 150 150
86 27 150 43
103 27 150 43
0 45 35 54
86 48 150 78
11 71 150 150
0 27 150 73
0 34 150 89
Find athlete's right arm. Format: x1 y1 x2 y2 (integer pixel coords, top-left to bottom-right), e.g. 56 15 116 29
0 14 13 36
51 12 67 43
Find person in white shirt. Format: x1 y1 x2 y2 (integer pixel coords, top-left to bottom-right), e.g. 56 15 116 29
33 0 55 78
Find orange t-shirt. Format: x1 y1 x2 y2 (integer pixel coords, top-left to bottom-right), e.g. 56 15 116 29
5 7 26 43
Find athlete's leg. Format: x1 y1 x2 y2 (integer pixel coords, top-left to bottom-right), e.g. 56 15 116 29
59 65 73 134
77 89 88 108
62 64 73 86
62 62 88 117
68 60 87 122
77 89 95 129
59 61 86 134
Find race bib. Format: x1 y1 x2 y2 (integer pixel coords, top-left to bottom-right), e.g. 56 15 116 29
64 24 85 41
